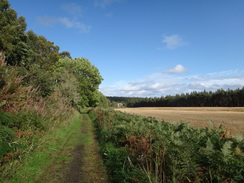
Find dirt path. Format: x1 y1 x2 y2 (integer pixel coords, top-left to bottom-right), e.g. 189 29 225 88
37 114 108 183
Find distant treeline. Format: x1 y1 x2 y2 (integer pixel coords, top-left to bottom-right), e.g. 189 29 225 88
107 87 244 107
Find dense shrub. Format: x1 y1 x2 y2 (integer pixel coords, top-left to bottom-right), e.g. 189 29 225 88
0 59 74 167
90 108 148 182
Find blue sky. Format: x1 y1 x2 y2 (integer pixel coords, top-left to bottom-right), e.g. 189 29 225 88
9 0 244 97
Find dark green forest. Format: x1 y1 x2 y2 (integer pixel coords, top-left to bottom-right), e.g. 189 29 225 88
108 87 244 107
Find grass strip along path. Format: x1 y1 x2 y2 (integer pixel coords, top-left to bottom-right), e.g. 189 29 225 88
8 113 108 183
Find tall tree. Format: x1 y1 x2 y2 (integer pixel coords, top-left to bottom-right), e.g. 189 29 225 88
26 30 60 70
0 0 28 65
55 57 103 108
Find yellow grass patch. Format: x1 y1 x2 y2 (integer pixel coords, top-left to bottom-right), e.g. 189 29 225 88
116 107 244 136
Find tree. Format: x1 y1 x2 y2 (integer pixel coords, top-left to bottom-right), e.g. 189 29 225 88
59 51 72 59
55 69 80 106
55 57 103 108
17 31 63 96
26 30 60 70
23 64 55 97
96 91 110 107
0 0 28 65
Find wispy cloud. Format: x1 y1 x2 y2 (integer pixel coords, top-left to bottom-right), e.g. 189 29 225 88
59 17 91 32
94 0 121 8
166 64 187 74
36 3 90 33
60 3 83 17
100 70 244 97
37 16 91 33
161 34 188 50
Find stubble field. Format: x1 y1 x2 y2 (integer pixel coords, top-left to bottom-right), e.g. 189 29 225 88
116 107 244 136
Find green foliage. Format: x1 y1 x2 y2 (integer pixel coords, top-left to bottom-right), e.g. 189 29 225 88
96 91 110 107
21 64 55 97
90 110 148 183
15 110 45 130
59 51 71 59
0 110 17 127
55 68 80 106
0 111 17 163
102 142 147 183
0 125 15 142
0 58 75 172
90 108 244 183
26 30 60 69
55 57 103 107
0 0 28 65
0 59 28 113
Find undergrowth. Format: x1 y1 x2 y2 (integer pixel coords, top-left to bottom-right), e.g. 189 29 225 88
0 59 75 181
89 107 244 183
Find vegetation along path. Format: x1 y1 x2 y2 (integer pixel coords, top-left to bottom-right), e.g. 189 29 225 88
9 113 108 183
62 114 108 183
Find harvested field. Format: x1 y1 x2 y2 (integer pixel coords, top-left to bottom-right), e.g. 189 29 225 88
116 107 244 136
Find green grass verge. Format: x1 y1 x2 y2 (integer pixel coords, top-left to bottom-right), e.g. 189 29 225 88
5 113 82 183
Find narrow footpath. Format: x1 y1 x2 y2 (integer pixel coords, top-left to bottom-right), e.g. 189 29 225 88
36 114 108 183
63 114 108 183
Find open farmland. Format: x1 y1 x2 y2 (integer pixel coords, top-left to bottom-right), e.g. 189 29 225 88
116 107 244 136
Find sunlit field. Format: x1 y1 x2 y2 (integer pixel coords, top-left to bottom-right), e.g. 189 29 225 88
116 107 244 136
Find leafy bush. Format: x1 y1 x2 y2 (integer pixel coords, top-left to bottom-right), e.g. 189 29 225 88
90 109 148 182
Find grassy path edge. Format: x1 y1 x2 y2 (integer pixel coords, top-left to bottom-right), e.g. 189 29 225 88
7 112 108 183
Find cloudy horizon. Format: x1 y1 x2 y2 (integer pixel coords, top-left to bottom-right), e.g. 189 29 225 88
100 66 244 97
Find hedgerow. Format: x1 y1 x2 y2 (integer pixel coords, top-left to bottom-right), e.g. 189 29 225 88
0 59 75 180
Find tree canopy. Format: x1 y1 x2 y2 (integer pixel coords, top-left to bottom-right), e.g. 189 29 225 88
0 0 28 65
55 57 103 107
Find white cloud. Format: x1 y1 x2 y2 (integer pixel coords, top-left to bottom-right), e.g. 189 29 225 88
166 64 187 74
100 70 244 97
58 18 91 32
161 34 188 49
36 3 90 33
37 16 91 33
